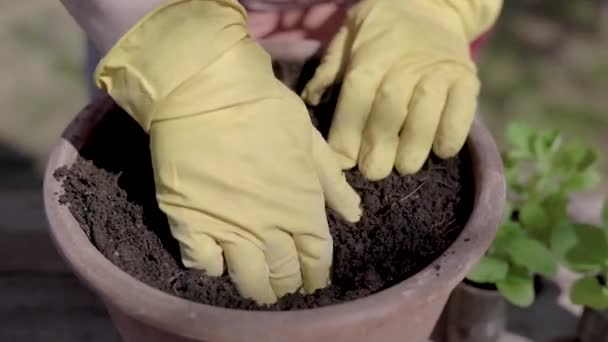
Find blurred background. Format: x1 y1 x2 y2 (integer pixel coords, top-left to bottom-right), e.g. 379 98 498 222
479 0 608 185
0 1 606 341
1 1 607 193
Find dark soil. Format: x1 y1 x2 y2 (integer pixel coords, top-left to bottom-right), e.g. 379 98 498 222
53 72 474 311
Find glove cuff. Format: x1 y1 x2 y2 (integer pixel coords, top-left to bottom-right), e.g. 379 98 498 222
93 0 250 131
378 0 502 43
441 0 503 41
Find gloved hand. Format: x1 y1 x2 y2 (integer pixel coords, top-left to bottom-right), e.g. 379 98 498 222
302 0 503 180
94 0 362 305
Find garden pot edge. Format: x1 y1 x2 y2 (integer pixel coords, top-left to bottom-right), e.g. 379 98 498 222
43 94 506 341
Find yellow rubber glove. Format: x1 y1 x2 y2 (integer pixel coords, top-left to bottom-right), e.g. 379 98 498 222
302 0 503 180
94 0 362 305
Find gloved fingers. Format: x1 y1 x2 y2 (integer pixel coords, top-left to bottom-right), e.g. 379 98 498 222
312 129 362 223
293 228 333 294
433 75 480 159
174 231 225 277
263 230 303 298
358 71 419 181
301 25 352 106
222 235 277 305
395 74 449 175
327 68 385 169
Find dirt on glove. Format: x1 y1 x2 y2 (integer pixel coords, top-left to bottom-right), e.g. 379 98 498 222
54 80 474 311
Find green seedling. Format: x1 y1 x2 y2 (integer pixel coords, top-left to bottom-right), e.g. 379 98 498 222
466 122 601 307
560 201 608 310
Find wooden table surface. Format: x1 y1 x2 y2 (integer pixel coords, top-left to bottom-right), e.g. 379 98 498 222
1 190 604 342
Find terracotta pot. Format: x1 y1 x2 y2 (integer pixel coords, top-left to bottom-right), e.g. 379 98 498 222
577 307 608 342
44 61 505 342
444 282 507 342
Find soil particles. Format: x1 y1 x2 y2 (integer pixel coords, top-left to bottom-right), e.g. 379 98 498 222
54 93 474 310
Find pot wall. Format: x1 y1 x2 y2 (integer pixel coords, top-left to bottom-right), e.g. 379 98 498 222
44 55 505 342
578 307 608 342
445 282 507 342
105 295 450 342
106 304 199 342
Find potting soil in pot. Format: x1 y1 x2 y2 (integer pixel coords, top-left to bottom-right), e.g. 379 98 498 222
53 86 474 311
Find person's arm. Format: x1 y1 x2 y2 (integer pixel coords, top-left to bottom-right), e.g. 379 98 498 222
441 0 503 42
59 0 166 54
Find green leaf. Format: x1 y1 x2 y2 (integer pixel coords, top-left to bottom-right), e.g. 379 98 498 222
570 276 608 310
507 149 533 161
555 141 598 172
532 128 559 157
534 172 556 194
562 168 601 193
565 224 608 273
492 221 525 255
603 201 608 228
542 194 568 221
506 122 534 157
542 193 569 224
520 200 551 239
502 152 517 172
467 256 509 284
575 147 598 170
550 220 577 260
502 202 514 223
507 235 558 277
497 267 534 307
505 169 518 189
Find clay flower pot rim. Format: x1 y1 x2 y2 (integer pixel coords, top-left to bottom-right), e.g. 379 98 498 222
44 95 505 340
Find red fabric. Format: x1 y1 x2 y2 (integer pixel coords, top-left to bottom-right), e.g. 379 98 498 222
469 29 492 61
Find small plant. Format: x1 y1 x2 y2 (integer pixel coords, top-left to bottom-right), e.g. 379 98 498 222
466 122 601 307
559 201 608 310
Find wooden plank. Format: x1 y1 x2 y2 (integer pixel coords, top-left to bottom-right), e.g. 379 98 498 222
0 230 69 273
0 274 120 342
0 190 69 273
0 190 47 233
